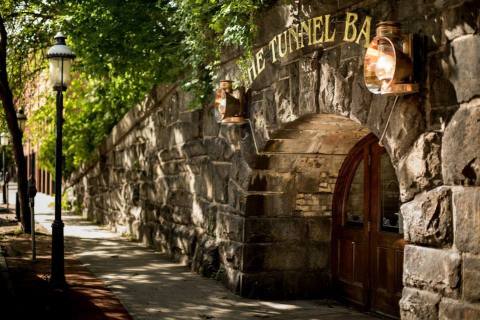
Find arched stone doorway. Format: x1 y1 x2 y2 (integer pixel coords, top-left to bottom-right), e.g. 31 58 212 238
242 113 402 301
242 113 403 316
332 133 403 317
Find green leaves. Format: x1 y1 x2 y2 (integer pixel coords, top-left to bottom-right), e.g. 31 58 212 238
6 0 270 177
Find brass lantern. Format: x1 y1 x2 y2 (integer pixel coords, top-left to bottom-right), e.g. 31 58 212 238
364 21 418 95
214 80 246 124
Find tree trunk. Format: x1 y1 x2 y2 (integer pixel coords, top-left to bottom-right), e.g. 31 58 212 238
0 16 30 233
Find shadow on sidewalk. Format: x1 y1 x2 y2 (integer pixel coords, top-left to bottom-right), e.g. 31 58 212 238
0 210 132 320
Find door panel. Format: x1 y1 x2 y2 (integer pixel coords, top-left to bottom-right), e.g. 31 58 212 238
336 237 369 304
332 134 403 318
370 144 403 317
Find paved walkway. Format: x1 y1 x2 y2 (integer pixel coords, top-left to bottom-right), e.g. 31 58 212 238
7 185 379 320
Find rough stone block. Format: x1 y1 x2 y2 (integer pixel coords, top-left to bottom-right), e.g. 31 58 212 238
242 244 307 272
452 187 480 254
218 240 243 270
237 270 330 299
426 55 459 127
221 264 241 294
306 242 330 270
178 110 201 124
440 298 480 320
180 140 206 158
350 72 372 124
442 1 479 40
244 217 306 243
368 95 425 163
306 217 331 242
243 193 296 217
295 171 322 193
442 99 480 186
212 162 231 203
448 35 480 103
203 137 234 161
401 186 453 247
168 121 200 146
397 132 443 202
227 179 245 211
159 148 183 162
229 152 252 189
403 245 460 296
218 123 245 150
463 254 480 302
248 171 293 193
191 235 219 278
202 107 220 137
399 287 441 320
238 271 284 299
216 212 244 242
264 138 320 154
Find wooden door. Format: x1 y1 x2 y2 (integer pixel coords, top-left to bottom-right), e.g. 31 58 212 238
332 134 404 318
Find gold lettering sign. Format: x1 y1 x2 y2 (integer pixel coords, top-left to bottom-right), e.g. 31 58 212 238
246 11 372 86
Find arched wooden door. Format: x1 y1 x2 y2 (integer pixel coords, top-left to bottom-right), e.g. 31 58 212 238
332 134 404 318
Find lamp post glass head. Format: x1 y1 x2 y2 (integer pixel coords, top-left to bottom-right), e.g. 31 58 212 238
47 32 76 90
16 109 27 132
0 133 9 146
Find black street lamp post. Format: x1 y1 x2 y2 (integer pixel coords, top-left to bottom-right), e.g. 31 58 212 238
0 133 9 204
16 109 27 221
47 32 75 289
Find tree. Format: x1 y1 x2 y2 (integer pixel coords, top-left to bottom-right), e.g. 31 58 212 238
0 15 30 232
0 0 61 233
1 0 272 224
32 0 272 178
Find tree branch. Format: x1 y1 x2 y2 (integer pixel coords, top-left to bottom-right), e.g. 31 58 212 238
0 14 31 233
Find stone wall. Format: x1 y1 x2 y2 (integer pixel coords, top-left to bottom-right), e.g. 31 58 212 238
70 85 256 288
68 0 480 318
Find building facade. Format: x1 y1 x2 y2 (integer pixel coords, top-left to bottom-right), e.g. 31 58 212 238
68 0 480 318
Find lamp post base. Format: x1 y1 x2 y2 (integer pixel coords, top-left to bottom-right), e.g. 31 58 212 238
50 219 66 290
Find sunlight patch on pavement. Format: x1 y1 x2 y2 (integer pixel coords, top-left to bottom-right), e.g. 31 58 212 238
259 301 300 310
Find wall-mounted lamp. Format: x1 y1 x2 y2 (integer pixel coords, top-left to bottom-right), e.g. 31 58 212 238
364 21 418 95
213 80 263 154
214 80 246 124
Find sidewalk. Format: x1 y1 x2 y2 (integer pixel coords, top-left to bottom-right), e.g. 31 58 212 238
30 190 378 320
0 187 132 320
2 186 379 319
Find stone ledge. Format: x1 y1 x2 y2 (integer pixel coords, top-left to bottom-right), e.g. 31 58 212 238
403 245 460 297
399 287 441 320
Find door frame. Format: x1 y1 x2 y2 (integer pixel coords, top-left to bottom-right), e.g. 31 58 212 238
331 133 403 318
331 133 377 310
